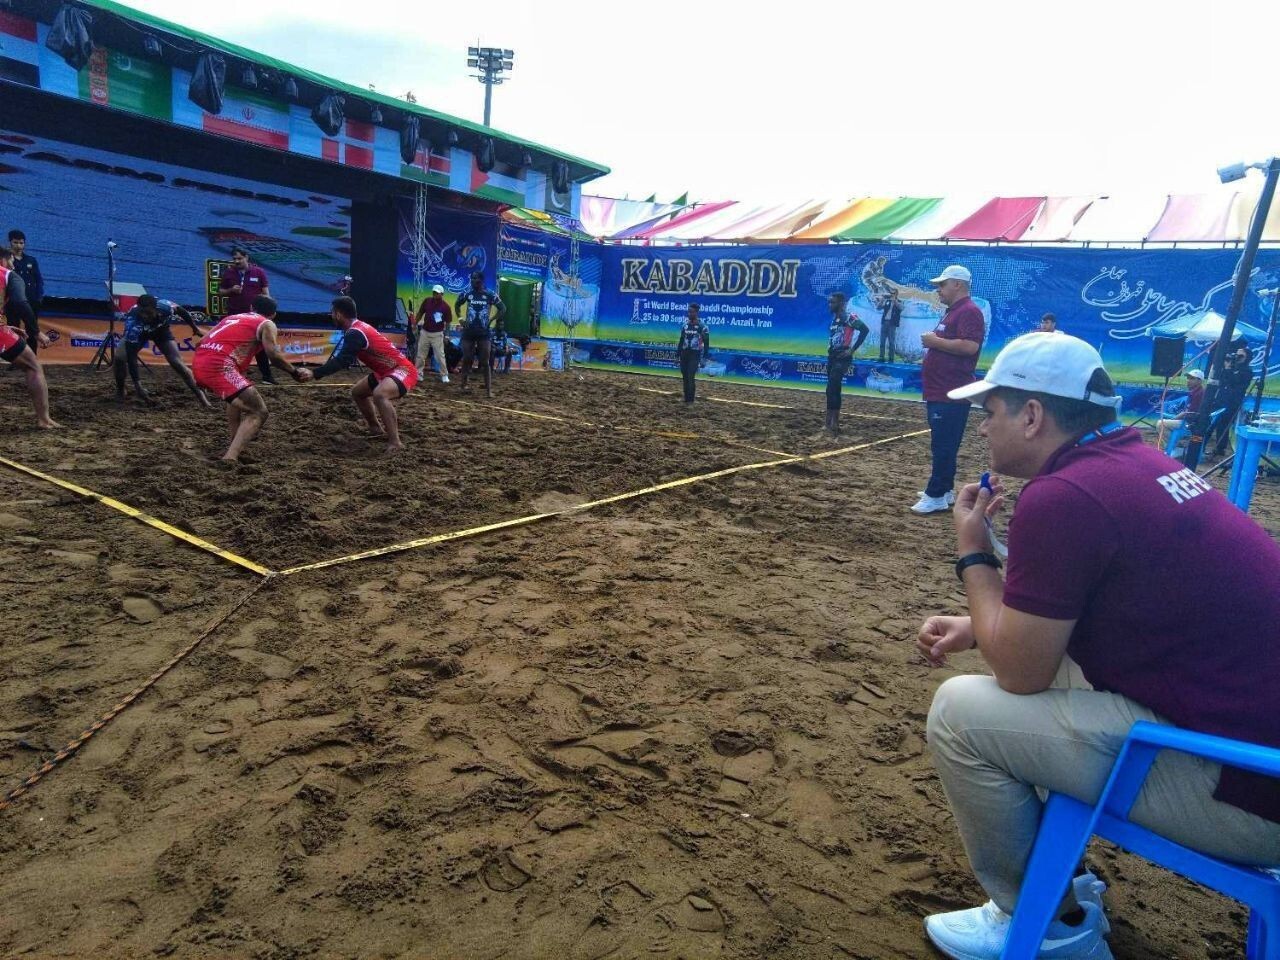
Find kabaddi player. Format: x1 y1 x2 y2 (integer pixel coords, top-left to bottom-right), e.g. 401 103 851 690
0 245 58 428
311 296 417 453
191 295 311 461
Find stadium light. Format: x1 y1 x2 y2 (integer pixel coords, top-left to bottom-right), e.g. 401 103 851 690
467 43 515 126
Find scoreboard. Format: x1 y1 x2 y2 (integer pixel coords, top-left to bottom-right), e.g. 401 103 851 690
205 260 234 319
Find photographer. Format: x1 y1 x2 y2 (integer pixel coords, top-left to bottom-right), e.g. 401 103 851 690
878 289 902 362
1208 345 1254 456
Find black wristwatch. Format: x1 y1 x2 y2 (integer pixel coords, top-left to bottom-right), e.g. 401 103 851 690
955 552 1002 581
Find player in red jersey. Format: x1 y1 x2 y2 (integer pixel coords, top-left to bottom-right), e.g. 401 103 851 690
192 295 311 461
0 246 58 429
312 296 417 453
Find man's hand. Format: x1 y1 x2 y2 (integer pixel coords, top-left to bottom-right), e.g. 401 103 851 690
921 332 941 350
917 615 976 666
37 332 51 348
294 367 314 383
953 479 1005 555
231 284 243 295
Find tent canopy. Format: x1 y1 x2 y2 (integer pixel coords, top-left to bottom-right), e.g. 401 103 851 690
1152 310 1269 343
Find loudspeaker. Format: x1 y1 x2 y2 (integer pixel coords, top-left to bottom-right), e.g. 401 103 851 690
1151 335 1186 378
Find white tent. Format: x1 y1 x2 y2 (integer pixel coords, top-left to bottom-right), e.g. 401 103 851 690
1152 310 1268 343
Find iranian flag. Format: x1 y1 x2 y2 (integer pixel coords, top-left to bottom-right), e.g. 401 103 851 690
173 71 290 150
80 46 172 121
0 11 39 87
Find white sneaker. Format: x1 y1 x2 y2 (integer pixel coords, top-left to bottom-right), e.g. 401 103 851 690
917 490 957 507
911 493 953 514
441 375 451 384
924 898 1113 960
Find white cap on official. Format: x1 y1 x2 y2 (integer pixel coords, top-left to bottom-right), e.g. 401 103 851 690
948 332 1122 408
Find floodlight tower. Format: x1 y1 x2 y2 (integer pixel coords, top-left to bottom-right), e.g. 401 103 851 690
466 45 515 127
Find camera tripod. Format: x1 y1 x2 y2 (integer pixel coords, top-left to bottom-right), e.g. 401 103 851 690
89 241 118 370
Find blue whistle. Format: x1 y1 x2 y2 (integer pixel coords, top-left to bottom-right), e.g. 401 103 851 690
980 472 992 492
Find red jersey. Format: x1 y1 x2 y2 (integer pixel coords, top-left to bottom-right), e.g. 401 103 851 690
350 319 410 379
197 312 271 371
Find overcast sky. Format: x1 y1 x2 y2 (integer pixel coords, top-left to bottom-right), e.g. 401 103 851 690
126 0 1279 204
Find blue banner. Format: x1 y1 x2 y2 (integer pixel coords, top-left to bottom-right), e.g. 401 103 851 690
591 243 1280 387
395 201 499 317
498 223 571 282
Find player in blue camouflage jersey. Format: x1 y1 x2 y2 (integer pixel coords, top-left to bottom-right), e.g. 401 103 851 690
114 294 212 408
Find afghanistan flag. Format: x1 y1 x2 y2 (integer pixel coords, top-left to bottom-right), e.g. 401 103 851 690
0 11 40 87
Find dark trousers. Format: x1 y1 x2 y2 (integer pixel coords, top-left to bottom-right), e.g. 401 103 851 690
826 353 851 411
680 350 701 401
1209 392 1246 453
879 323 897 362
926 401 972 498
460 336 492 392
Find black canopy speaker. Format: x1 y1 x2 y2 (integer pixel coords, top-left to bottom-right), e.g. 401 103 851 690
1150 335 1186 378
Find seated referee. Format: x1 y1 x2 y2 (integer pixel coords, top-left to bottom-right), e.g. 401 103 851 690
917 332 1280 960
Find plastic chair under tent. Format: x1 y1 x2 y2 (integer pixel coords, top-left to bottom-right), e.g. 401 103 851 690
1164 408 1227 457
999 721 1280 959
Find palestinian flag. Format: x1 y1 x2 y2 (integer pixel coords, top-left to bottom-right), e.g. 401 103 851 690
402 142 451 187
450 147 525 206
0 12 39 87
80 46 172 120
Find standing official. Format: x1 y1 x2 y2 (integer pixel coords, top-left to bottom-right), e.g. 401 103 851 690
913 264 985 514
676 303 711 403
7 230 44 352
878 289 902 362
413 284 453 384
825 292 869 434
218 247 276 385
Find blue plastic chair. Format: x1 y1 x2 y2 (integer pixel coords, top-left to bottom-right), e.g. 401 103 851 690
1000 721 1280 959
1164 408 1227 456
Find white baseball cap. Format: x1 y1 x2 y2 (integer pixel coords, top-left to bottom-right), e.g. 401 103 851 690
1186 369 1205 379
930 265 972 285
948 332 1122 408
431 284 444 294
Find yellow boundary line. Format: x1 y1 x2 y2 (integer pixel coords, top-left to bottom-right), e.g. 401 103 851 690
446 398 794 459
277 427 930 577
0 456 274 577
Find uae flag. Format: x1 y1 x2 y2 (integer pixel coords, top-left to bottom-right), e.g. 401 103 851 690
79 46 172 121
0 12 39 87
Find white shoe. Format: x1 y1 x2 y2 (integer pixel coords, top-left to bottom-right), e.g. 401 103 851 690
441 375 451 384
911 493 953 514
924 898 1113 960
917 490 956 507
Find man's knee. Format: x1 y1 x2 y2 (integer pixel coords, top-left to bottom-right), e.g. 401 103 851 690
926 674 1002 756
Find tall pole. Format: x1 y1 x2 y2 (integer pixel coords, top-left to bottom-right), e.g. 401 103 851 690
483 80 493 127
1253 287 1280 420
1183 157 1280 468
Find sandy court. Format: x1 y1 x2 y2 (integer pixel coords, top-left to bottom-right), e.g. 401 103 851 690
1 366 1276 959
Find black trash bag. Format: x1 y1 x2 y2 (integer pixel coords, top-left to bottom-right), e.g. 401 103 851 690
45 4 94 71
188 53 226 115
476 136 495 173
312 93 346 137
399 114 421 165
552 158 570 195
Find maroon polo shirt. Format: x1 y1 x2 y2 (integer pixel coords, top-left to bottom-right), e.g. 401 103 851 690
922 295 985 402
1003 426 1280 824
417 296 453 333
220 264 270 315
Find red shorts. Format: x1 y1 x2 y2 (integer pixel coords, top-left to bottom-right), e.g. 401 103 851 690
193 350 253 401
0 323 26 362
368 363 419 396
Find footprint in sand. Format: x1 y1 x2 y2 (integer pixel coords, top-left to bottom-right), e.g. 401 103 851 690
122 593 163 623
